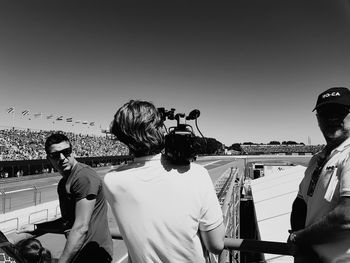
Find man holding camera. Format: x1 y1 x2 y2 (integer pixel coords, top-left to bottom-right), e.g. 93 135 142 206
20 133 113 263
104 100 225 263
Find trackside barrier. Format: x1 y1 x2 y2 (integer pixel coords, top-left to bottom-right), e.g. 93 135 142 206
0 190 5 214
0 190 14 213
0 217 19 233
33 186 39 205
55 205 61 218
218 167 242 263
0 184 57 213
29 209 49 224
212 167 292 262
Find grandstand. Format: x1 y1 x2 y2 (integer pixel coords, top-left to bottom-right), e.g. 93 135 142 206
0 127 324 162
0 127 129 161
240 144 324 155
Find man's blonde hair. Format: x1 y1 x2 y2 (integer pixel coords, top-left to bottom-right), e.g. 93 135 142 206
110 100 165 157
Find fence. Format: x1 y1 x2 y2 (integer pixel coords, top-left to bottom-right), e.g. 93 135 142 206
217 168 292 263
218 167 242 263
0 184 57 214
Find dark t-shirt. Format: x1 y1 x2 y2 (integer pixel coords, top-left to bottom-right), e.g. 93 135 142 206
57 162 113 260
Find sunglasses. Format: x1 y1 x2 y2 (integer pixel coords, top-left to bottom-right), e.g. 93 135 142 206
317 105 350 118
48 147 72 160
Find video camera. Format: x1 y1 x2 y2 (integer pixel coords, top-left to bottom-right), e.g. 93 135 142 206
157 107 204 165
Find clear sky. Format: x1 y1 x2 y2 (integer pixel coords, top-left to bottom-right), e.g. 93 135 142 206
1 0 350 146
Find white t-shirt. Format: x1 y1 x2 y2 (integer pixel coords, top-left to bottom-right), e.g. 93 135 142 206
104 154 223 263
298 138 350 262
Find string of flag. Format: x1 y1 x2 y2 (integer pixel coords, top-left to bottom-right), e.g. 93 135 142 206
4 107 99 128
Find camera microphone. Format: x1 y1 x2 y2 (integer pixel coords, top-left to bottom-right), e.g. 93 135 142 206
186 109 200 120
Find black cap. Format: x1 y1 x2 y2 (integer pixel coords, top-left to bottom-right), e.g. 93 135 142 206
313 87 350 111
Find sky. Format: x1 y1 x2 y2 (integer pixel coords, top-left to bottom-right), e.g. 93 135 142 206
1 0 350 146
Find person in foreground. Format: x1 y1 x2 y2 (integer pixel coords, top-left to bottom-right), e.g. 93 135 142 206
17 238 52 263
289 87 350 263
19 133 113 263
104 100 225 263
0 230 52 263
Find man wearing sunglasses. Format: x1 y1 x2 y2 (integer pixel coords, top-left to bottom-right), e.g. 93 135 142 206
20 133 113 263
289 87 350 262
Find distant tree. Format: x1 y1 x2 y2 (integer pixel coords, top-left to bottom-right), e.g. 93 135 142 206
195 137 207 154
230 143 242 152
268 141 280 145
206 138 222 154
243 142 254 145
195 137 223 155
299 142 305 145
282 141 298 145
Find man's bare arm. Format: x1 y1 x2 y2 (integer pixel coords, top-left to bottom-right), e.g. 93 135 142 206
58 197 95 263
200 222 225 254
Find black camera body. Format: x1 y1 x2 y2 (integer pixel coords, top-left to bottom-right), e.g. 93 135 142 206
158 108 202 165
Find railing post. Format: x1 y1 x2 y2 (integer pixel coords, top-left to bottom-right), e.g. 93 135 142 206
8 195 12 211
56 205 61 218
0 217 19 233
33 186 37 206
217 167 242 263
29 209 49 224
0 190 5 214
38 189 42 204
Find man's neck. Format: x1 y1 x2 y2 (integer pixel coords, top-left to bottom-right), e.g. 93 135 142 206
326 136 349 153
60 161 78 178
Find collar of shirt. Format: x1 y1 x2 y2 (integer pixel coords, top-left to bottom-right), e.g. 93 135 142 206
328 136 350 155
133 154 162 165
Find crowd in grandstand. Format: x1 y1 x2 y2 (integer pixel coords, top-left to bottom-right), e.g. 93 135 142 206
240 144 324 155
0 128 128 161
0 128 326 161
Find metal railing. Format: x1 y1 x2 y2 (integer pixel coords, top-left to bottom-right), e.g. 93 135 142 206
218 167 242 263
29 209 49 224
0 184 57 213
0 217 19 233
215 167 292 263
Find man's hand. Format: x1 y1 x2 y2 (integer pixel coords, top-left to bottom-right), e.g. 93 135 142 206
287 231 320 262
287 232 298 256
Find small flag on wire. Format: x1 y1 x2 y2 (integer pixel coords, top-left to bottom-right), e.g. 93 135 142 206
75 120 81 124
7 107 15 114
34 113 42 118
22 110 30 116
82 121 88 124
89 122 95 126
66 117 73 122
47 114 54 119
56 116 63 121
